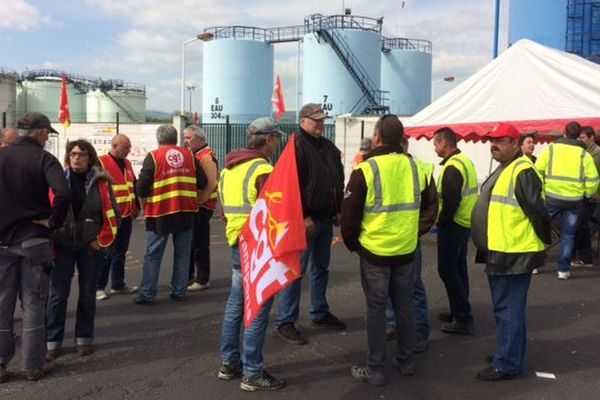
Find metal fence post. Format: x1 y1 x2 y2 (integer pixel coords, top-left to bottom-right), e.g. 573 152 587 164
361 120 365 139
116 112 120 134
225 115 231 154
2 112 6 128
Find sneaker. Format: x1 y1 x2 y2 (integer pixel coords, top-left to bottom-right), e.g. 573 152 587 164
441 321 474 335
476 365 518 381
350 365 386 386
437 311 453 323
240 370 285 391
386 323 397 341
169 293 186 302
277 324 307 345
111 285 139 294
77 344 94 357
0 364 14 384
218 361 242 380
532 268 539 275
132 295 155 305
558 271 571 280
25 360 54 382
392 356 415 376
312 311 346 331
571 260 593 268
188 281 210 292
46 348 62 361
414 337 429 353
96 290 109 301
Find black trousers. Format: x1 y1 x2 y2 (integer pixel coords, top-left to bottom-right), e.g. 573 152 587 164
189 207 214 284
573 201 595 264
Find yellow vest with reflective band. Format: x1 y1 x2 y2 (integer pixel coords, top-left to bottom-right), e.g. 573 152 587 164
416 159 434 185
437 152 478 228
218 158 273 247
357 153 425 256
488 155 545 253
535 143 600 201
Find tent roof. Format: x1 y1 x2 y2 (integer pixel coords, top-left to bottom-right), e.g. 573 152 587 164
404 39 600 142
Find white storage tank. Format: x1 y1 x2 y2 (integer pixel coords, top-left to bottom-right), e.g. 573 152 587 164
201 27 274 124
301 14 383 119
381 39 432 116
0 69 17 127
19 76 87 123
87 83 146 123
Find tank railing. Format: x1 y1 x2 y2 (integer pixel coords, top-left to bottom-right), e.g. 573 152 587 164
381 37 432 53
304 14 382 34
0 68 18 79
203 26 271 41
265 25 309 43
20 69 146 93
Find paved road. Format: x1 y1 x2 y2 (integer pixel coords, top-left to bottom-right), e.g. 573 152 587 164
3 219 600 400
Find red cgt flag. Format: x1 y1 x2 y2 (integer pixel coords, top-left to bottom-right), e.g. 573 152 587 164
59 73 70 128
239 134 306 328
271 75 286 121
193 112 199 126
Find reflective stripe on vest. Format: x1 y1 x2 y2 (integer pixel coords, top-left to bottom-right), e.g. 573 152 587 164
196 147 219 209
97 180 118 248
219 158 273 246
357 153 424 256
437 153 478 228
144 146 198 218
543 143 600 201
488 156 545 253
99 154 136 217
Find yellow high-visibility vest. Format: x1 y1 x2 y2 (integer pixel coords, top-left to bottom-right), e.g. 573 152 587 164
488 155 545 253
535 143 599 201
437 152 478 228
357 153 425 256
218 158 273 246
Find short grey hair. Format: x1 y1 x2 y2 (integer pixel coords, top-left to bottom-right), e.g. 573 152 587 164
156 125 178 145
184 125 206 141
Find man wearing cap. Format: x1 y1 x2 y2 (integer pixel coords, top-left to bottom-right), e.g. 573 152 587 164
133 125 207 304
276 103 345 345
0 127 18 147
218 117 284 391
352 137 373 167
0 112 70 382
471 123 551 381
535 122 599 279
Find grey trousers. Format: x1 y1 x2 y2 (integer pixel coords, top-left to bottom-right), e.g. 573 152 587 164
360 256 415 373
0 239 52 372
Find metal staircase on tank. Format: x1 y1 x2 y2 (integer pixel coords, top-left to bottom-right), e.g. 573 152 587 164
305 14 388 115
98 80 143 122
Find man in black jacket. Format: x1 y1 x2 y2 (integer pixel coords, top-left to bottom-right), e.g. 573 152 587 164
471 123 551 381
0 113 70 382
276 103 345 345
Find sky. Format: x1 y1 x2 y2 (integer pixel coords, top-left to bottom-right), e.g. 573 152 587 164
0 0 509 114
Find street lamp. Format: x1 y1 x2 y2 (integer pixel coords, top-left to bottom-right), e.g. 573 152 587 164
187 85 196 116
180 33 211 117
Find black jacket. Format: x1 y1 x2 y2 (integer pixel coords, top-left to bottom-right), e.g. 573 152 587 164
52 167 121 252
437 149 464 227
296 128 344 221
0 136 70 246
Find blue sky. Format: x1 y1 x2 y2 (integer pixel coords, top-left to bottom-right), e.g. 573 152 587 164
0 0 508 113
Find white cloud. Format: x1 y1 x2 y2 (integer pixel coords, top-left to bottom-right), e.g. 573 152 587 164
0 0 57 30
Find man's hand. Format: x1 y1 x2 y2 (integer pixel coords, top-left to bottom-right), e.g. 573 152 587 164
32 219 51 229
131 207 141 220
304 217 315 237
89 240 101 251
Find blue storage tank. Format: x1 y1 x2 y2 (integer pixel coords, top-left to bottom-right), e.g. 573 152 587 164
301 15 382 120
380 39 432 116
509 0 567 49
201 27 274 124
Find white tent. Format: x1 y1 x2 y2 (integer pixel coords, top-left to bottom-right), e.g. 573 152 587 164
405 39 600 142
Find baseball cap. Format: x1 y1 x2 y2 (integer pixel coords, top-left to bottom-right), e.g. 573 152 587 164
17 112 58 133
359 138 373 151
299 103 327 120
487 123 520 141
247 117 285 135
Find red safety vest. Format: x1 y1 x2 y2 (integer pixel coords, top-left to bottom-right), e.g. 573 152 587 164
97 179 118 247
99 154 136 218
195 146 219 210
144 146 198 218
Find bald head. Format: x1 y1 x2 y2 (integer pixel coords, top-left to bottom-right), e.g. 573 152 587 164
110 134 131 159
0 127 18 147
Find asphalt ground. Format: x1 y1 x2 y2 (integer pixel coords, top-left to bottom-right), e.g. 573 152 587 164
3 218 600 400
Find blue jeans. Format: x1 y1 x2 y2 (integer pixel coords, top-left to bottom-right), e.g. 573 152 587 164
47 248 103 348
220 247 273 378
437 221 473 324
547 201 582 273
97 216 133 291
138 228 193 300
276 220 332 326
488 273 532 375
385 243 430 339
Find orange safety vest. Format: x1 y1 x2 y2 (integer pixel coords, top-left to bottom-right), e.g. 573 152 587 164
195 146 219 210
99 154 136 218
97 179 118 247
144 146 198 218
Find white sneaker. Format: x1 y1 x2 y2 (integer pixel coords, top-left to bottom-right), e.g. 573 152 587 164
532 268 539 275
96 290 109 301
570 260 593 268
557 271 571 280
187 282 210 292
